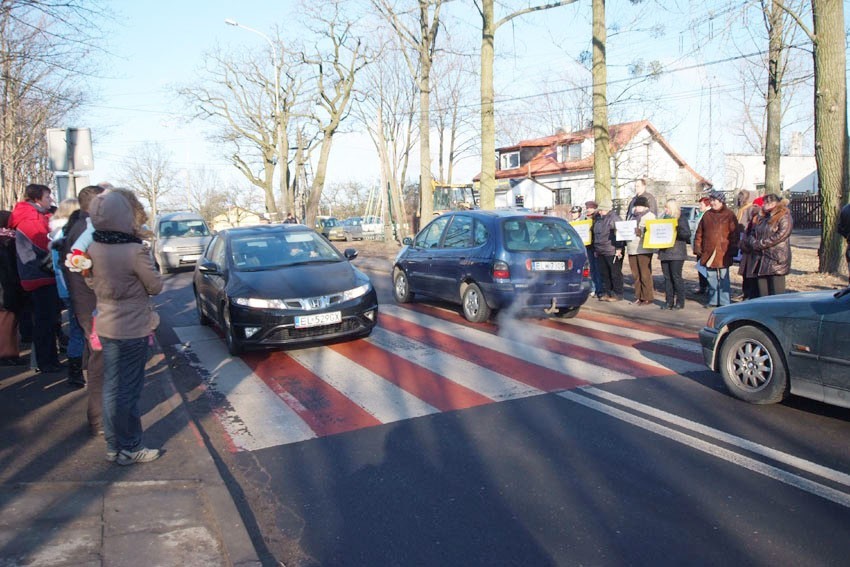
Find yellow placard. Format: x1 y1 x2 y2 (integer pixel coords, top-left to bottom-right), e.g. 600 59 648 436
569 219 593 246
642 218 677 249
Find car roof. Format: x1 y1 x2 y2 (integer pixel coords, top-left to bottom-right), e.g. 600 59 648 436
157 212 206 222
439 209 567 221
220 224 312 237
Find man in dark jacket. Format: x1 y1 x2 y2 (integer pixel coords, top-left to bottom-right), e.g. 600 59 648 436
9 184 62 372
838 202 850 282
694 191 739 308
61 185 106 435
591 200 625 301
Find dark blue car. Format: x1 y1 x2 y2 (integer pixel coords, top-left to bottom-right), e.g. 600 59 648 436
392 210 590 322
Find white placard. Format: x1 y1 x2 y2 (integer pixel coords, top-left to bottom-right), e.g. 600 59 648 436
615 220 637 241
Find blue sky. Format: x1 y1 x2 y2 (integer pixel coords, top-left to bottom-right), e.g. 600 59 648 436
80 1 823 194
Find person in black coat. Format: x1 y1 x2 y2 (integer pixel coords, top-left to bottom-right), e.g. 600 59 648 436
838 202 850 283
0 210 25 364
657 199 692 310
591 200 625 301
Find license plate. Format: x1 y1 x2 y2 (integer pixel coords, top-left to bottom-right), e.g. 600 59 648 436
295 311 342 329
531 261 565 271
181 254 200 262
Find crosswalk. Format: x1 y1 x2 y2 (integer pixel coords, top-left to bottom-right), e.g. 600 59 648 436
173 304 704 452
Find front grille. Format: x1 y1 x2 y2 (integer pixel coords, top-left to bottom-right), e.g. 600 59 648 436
176 245 204 254
264 318 364 342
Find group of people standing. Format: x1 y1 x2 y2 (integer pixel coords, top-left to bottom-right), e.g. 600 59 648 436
0 184 163 466
573 178 795 310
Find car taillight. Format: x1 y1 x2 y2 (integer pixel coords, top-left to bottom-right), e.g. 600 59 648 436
493 260 510 279
582 262 590 278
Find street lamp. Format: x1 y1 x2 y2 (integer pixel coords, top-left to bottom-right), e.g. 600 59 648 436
224 19 287 220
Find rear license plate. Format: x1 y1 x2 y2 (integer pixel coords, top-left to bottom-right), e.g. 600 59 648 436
295 311 342 329
531 261 565 271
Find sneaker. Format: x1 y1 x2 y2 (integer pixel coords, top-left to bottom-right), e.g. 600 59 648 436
105 450 118 462
116 447 162 466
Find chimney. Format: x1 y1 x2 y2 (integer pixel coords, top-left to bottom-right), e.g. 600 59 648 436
789 131 802 156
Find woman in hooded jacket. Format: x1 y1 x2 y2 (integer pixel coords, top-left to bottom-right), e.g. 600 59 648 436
740 193 792 296
87 189 163 465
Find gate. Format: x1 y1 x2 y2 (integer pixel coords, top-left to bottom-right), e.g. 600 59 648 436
789 195 821 229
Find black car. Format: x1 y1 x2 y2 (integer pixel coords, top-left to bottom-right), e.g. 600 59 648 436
193 224 378 354
700 287 850 408
392 210 590 322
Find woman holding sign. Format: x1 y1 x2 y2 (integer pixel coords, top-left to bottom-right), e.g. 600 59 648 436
625 196 656 306
657 199 692 309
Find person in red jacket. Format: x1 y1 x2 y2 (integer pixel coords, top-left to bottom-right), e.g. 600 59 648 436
9 184 62 372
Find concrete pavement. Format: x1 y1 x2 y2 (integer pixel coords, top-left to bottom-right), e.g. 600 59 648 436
0 341 260 566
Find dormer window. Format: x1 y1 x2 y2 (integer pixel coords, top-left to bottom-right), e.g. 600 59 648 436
557 142 582 162
500 151 520 170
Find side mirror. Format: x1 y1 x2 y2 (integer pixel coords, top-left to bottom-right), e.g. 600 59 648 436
198 260 220 274
402 237 413 246
344 248 358 260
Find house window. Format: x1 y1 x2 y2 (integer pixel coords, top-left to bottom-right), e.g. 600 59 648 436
554 188 571 206
557 143 582 162
500 151 520 170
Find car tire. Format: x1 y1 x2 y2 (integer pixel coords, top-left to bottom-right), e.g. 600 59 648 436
195 288 211 326
719 326 788 404
221 302 243 356
462 283 491 323
393 269 413 303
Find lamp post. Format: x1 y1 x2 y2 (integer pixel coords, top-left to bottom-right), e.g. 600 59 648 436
224 19 287 220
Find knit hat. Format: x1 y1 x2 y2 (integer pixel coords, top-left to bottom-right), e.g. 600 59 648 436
585 201 598 209
597 200 613 210
708 191 726 203
633 195 650 208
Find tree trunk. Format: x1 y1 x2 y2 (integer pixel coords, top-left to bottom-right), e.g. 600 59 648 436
418 1 434 220
763 0 782 195
592 0 611 205
478 0 496 210
812 0 848 273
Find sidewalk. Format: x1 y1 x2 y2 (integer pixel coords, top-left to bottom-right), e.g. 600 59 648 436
0 342 260 566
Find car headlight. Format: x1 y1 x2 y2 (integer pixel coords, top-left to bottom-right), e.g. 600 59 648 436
341 283 371 301
233 297 287 309
161 245 176 253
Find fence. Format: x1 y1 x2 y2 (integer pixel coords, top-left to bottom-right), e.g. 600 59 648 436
788 194 821 229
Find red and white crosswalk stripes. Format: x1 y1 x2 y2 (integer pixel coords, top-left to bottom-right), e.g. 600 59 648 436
173 304 703 452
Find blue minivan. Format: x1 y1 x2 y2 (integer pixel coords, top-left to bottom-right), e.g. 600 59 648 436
392 210 590 322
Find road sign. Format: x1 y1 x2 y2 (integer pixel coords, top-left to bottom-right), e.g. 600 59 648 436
46 128 94 172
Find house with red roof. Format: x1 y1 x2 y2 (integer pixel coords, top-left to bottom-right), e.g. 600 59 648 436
477 120 712 213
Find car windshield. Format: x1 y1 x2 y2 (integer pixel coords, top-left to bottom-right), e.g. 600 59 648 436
230 231 342 271
159 219 210 237
502 218 583 252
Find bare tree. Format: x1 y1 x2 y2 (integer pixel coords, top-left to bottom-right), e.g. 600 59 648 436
183 167 228 224
300 1 369 229
178 41 301 219
474 0 578 210
0 0 106 207
120 142 177 221
775 0 847 273
372 0 444 220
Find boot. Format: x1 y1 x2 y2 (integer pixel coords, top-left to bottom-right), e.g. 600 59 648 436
67 357 85 388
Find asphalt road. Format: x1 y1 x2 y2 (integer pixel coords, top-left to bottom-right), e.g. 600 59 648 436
154 264 850 566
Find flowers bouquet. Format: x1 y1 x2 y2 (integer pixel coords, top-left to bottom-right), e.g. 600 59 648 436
64 249 92 277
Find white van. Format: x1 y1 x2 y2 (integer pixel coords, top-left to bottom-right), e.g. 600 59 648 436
153 212 213 274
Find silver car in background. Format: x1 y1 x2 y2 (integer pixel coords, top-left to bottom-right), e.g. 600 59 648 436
153 212 213 274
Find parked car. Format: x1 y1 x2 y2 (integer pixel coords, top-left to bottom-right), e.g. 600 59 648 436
153 212 213 274
314 216 339 238
392 210 591 322
699 286 850 408
193 224 378 355
341 217 364 241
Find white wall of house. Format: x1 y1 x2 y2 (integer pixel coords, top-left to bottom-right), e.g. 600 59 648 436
725 154 818 194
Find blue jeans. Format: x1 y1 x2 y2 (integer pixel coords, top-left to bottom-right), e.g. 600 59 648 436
63 299 85 359
706 267 731 307
102 337 149 452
